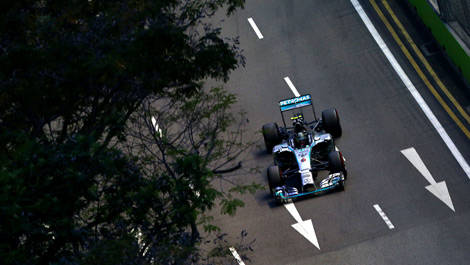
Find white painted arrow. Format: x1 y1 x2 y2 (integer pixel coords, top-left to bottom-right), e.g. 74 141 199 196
401 147 455 211
284 203 320 249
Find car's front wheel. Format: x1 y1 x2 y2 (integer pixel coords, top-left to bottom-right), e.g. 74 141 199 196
267 165 282 196
328 150 346 174
328 151 347 190
337 174 345 191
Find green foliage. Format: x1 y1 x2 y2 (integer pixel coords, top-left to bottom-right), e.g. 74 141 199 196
124 85 262 262
79 236 140 265
229 182 265 195
220 197 245 216
0 0 262 264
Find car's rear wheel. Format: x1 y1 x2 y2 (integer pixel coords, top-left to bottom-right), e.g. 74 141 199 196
262 123 281 153
322 108 342 138
267 165 282 196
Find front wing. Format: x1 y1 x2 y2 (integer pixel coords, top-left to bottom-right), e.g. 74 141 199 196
274 172 345 202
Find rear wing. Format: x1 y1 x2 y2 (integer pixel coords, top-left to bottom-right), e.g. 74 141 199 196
278 94 317 127
279 94 312 111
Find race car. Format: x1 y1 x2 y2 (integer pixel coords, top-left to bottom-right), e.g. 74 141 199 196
262 94 347 203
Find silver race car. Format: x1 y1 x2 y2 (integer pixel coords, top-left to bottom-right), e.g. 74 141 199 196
262 94 347 203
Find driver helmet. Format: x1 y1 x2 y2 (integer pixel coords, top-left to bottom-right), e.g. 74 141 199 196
294 132 308 148
293 113 305 133
294 113 304 122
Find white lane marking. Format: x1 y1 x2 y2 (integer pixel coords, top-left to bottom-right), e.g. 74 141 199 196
401 147 455 211
247 18 264 39
229 247 246 265
284 76 300 97
284 203 320 249
151 116 163 137
373 204 395 229
188 183 200 197
132 228 151 256
351 0 470 180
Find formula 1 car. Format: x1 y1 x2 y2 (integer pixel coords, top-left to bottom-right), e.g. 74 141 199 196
262 94 347 203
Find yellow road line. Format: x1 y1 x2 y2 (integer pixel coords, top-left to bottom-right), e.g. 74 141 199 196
381 0 470 125
369 0 470 138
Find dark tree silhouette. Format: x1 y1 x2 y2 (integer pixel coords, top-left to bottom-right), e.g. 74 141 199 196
0 1 259 264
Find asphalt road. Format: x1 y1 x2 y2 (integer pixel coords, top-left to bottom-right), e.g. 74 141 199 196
209 0 470 264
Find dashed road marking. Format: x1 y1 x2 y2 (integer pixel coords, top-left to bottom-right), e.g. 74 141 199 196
229 247 246 265
247 18 264 39
151 117 198 197
284 76 300 97
373 204 395 229
351 0 470 179
188 183 200 197
151 116 163 137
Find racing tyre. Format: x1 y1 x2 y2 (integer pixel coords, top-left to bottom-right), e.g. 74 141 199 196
321 108 342 138
262 123 281 153
267 166 282 196
337 176 345 191
328 151 345 173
